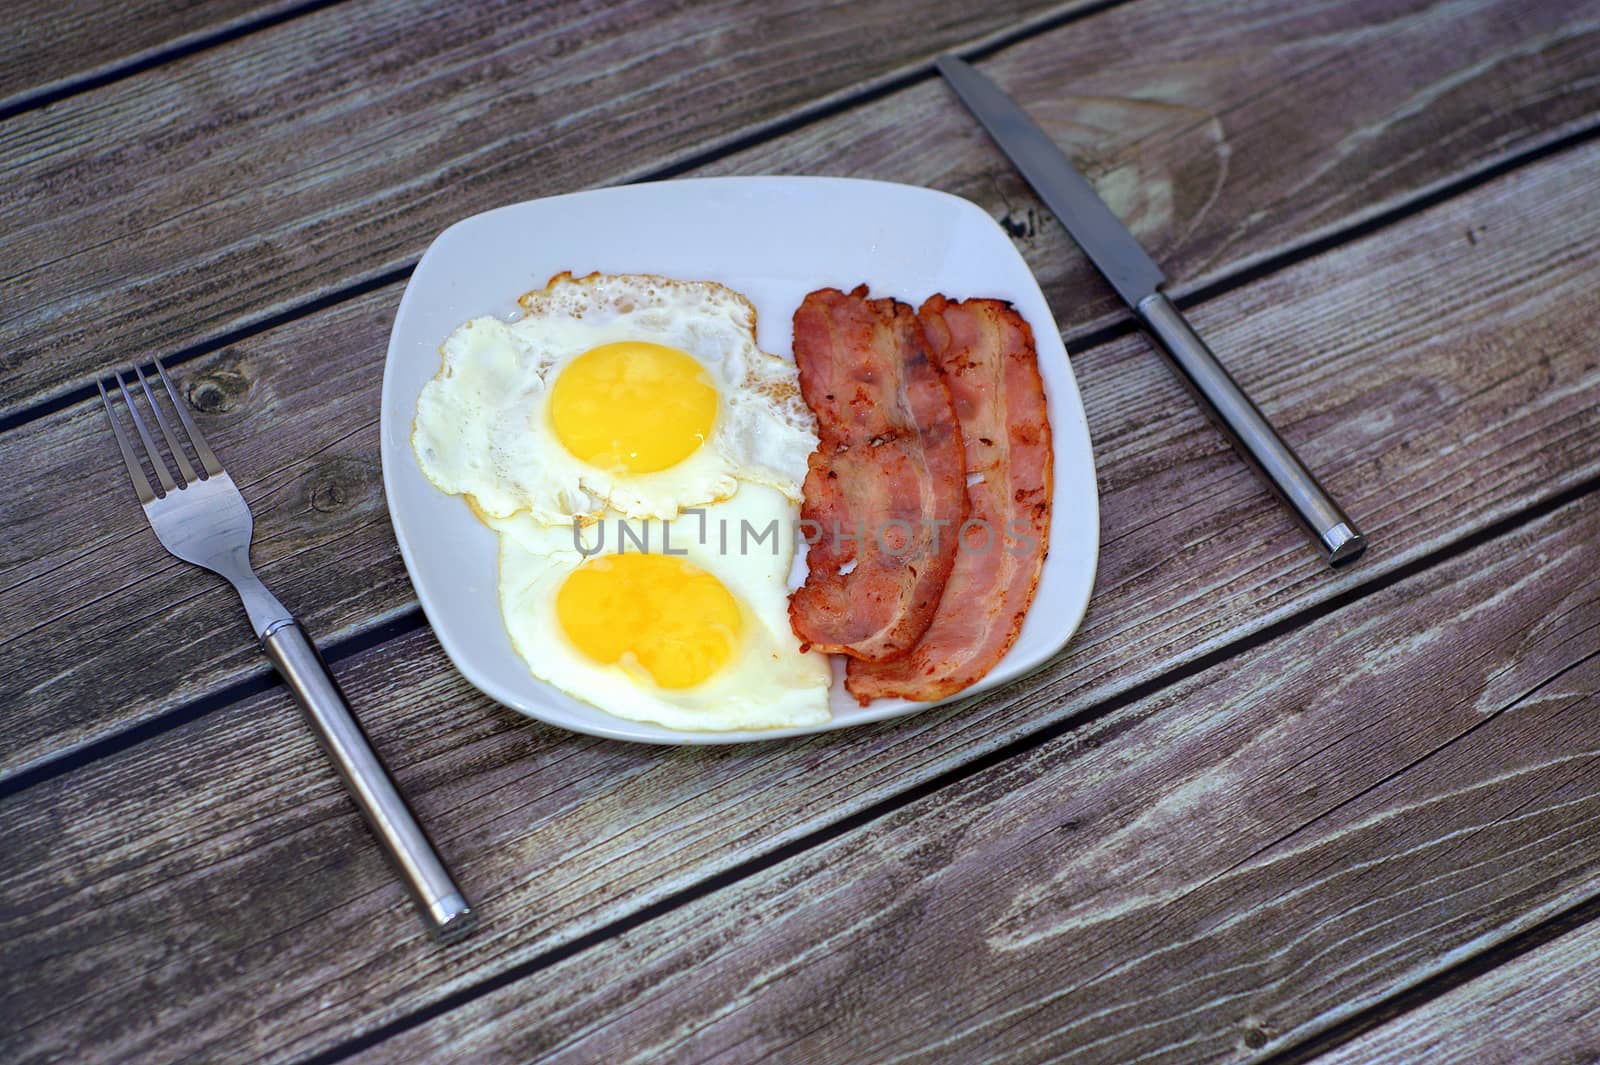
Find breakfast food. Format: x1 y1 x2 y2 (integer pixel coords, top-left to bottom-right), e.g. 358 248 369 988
412 272 830 731
411 266 1057 733
786 287 969 662
488 485 830 731
412 272 817 525
845 296 1053 703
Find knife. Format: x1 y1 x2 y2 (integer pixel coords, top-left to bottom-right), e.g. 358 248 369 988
936 55 1365 566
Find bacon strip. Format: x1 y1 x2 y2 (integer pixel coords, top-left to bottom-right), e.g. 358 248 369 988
788 287 968 662
847 296 1053 703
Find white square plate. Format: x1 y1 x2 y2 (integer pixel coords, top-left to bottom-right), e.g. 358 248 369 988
380 176 1099 744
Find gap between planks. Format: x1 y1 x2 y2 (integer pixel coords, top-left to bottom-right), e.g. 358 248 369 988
0 607 427 800
1288 895 1600 1065
0 0 1122 126
0 0 346 123
1261 849 1600 1065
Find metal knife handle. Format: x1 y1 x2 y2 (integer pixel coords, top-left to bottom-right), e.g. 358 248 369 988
1136 292 1365 565
260 620 477 941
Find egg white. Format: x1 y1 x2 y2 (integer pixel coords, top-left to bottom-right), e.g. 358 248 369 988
412 272 817 525
487 483 831 732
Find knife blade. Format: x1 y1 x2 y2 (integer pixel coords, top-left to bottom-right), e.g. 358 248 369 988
936 55 1365 566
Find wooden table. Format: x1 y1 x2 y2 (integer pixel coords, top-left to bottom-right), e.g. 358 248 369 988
4 0 1598 1061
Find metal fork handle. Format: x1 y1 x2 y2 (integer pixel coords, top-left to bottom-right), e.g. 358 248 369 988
260 620 477 941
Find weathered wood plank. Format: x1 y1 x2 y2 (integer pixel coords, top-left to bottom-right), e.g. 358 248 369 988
0 0 307 112
0 0 1081 416
1313 920 1600 1065
2 138 1598 1064
4 118 1598 782
706 0 1600 339
0 294 414 767
354 495 1600 1065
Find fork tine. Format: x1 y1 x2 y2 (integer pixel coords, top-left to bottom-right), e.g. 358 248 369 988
154 357 223 477
135 364 198 485
115 370 176 495
99 379 157 504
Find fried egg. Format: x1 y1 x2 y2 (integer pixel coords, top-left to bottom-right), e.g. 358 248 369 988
488 484 831 731
412 272 817 525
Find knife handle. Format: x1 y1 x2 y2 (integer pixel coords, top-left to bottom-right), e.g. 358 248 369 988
1135 292 1365 566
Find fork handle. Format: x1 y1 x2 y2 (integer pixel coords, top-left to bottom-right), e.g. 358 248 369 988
261 620 477 941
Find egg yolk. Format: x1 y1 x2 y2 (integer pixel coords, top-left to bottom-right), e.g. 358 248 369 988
549 342 718 473
556 553 743 688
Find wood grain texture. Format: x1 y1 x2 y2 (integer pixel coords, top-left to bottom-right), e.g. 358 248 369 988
2 142 1599 1064
0 293 413 771
3 120 1598 782
1315 920 1600 1065
704 0 1600 339
0 0 308 112
0 0 1080 416
357 495 1600 1065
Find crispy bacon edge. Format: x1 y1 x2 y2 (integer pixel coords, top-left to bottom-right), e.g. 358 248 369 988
846 295 1053 703
787 286 968 662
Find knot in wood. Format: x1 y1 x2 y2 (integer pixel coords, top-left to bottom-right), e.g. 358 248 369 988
310 479 349 514
307 459 371 515
187 368 250 414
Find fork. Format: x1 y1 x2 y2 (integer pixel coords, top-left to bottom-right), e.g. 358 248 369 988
99 359 476 942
